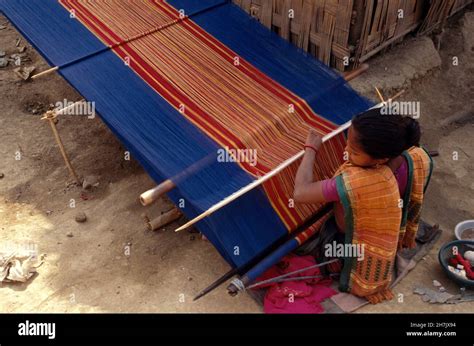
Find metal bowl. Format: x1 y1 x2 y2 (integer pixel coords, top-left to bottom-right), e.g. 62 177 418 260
454 220 474 241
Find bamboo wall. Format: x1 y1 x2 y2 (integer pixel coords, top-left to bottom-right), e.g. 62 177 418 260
233 0 473 71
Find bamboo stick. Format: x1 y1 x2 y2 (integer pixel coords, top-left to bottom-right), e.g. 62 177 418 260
343 63 369 81
42 111 81 185
140 180 176 206
375 86 385 103
146 208 182 231
175 90 405 233
31 66 59 80
138 152 216 206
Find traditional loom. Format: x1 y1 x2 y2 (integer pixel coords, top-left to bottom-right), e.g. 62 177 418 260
1 0 373 297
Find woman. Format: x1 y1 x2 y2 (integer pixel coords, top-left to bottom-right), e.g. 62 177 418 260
293 106 433 303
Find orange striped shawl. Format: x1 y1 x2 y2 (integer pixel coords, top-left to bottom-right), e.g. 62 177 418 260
399 147 433 249
336 163 401 304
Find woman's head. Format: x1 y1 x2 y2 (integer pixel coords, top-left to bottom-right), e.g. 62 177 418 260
346 107 421 167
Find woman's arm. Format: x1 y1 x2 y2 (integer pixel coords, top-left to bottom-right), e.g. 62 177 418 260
293 130 327 204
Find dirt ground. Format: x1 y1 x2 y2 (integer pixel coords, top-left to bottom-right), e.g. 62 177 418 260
0 11 473 313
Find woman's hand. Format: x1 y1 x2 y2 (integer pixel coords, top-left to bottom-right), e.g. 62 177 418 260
305 129 322 152
294 129 326 204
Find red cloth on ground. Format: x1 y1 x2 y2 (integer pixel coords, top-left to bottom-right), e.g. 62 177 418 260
254 254 336 314
449 254 474 280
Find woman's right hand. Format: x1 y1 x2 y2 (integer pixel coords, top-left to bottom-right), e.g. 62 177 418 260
305 129 322 151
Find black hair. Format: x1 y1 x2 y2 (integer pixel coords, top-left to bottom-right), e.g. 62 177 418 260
351 107 421 159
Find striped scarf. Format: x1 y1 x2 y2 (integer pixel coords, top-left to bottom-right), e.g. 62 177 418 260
336 162 401 303
399 147 434 249
336 147 433 303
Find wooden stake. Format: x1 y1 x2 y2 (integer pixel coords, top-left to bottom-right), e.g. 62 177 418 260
375 86 385 103
42 111 81 185
31 66 59 80
146 208 182 231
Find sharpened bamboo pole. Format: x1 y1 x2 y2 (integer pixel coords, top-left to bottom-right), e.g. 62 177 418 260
31 66 59 80
175 89 405 233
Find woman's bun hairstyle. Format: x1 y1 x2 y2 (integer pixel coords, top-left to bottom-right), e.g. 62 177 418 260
352 107 421 159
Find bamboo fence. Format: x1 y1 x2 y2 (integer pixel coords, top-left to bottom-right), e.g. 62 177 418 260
233 0 473 71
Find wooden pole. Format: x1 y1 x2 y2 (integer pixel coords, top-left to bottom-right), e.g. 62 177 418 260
42 111 81 185
175 90 405 233
146 208 182 231
31 66 59 80
140 180 176 206
343 63 369 81
375 86 385 103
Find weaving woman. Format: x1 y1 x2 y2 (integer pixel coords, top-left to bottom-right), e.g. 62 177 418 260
293 106 433 303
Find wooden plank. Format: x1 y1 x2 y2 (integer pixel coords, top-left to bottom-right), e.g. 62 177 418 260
354 0 374 64
260 0 273 28
385 0 401 39
333 0 353 45
370 0 383 40
318 0 336 64
290 0 303 43
297 0 315 50
241 0 252 12
280 0 292 40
